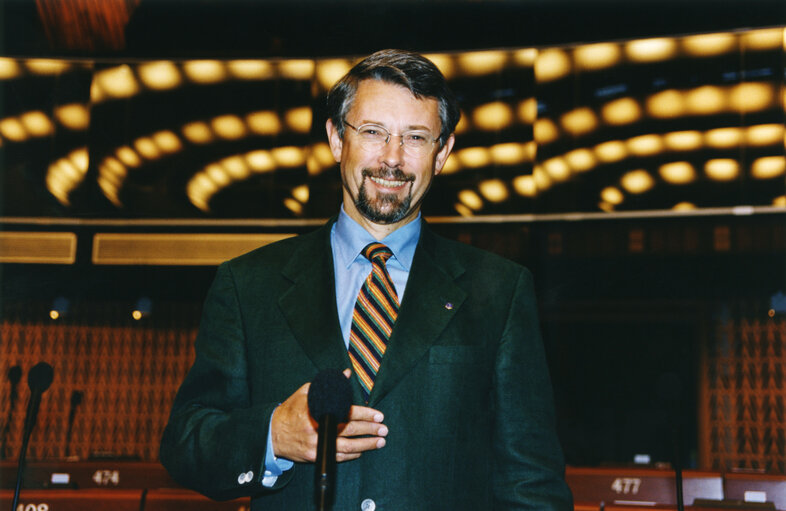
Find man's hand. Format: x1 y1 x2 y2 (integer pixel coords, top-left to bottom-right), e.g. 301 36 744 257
270 369 388 463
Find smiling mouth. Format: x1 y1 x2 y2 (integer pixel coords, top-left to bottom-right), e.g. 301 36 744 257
370 176 408 188
363 168 414 189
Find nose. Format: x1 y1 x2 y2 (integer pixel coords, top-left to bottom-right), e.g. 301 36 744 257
380 134 405 167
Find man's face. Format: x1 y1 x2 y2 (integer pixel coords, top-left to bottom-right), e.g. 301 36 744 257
327 79 454 233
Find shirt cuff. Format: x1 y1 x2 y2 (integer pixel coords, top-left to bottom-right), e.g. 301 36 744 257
261 409 295 487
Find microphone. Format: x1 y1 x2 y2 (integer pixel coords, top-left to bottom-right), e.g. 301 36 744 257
307 369 352 511
657 372 684 511
1 365 22 459
13 362 54 511
24 362 54 436
65 390 83 459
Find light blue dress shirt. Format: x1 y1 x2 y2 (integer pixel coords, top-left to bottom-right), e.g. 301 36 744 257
261 206 421 486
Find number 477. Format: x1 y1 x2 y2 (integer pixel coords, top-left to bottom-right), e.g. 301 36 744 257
611 477 642 495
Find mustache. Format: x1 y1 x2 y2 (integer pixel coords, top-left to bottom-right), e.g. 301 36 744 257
361 167 415 183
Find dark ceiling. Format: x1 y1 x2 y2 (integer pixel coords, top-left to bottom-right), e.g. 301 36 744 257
2 0 786 59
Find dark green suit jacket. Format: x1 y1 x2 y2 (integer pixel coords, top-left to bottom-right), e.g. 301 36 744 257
160 219 573 510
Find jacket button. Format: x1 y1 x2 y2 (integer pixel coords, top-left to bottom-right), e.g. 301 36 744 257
360 498 376 511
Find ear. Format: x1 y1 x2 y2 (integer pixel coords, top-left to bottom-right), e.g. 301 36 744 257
433 133 455 176
326 119 343 163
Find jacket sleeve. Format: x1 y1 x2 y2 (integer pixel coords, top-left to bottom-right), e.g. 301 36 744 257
159 262 294 501
492 268 573 510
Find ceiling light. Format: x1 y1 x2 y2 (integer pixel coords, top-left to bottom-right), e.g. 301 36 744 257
625 37 677 62
705 127 742 149
212 115 246 139
560 107 598 136
620 169 655 194
729 82 775 113
284 198 303 215
285 106 312 133
278 60 315 80
182 121 214 143
205 163 231 187
134 137 160 159
478 179 509 202
0 118 28 141
535 49 571 82
454 203 474 217
594 140 627 162
220 155 251 180
672 202 697 211
513 175 537 197
534 118 559 144
659 161 696 184
751 156 786 179
20 111 53 137
682 32 736 56
227 60 275 80
183 60 226 84
152 131 182 153
601 186 624 205
517 98 537 124
473 102 514 131
440 155 460 175
741 28 783 50
564 148 596 172
512 48 537 67
456 147 491 168
490 142 531 166
458 190 483 210
627 134 663 156
138 61 181 90
292 185 309 203
664 130 702 151
685 85 725 115
25 59 69 75
705 159 740 181
0 58 21 79
247 111 282 136
94 65 139 99
646 89 684 118
747 124 783 147
574 43 621 70
271 146 306 167
246 150 276 173
457 51 508 76
602 97 641 125
543 157 571 181
533 165 552 190
116 146 142 167
55 104 90 130
424 54 455 79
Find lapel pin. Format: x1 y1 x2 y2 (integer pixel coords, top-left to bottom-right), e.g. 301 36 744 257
444 302 453 310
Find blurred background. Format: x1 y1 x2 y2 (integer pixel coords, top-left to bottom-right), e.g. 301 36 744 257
1 0 785 478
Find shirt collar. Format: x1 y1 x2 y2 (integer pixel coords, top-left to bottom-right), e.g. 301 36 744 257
333 205 421 271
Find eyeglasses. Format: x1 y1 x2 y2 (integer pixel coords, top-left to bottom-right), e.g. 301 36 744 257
344 120 438 157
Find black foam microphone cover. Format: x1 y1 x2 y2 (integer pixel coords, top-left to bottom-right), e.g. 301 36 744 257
8 366 22 385
307 369 352 422
28 362 54 393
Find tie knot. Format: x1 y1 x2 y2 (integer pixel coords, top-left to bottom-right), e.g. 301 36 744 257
362 242 393 264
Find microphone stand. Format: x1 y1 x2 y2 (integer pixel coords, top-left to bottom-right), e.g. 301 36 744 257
315 414 338 511
12 389 43 511
1 366 22 459
13 362 53 511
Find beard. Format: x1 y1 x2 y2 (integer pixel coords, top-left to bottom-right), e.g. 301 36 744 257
354 167 415 224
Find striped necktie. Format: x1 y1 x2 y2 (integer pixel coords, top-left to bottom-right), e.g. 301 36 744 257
348 243 399 401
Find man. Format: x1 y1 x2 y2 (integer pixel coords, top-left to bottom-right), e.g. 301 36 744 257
160 49 573 510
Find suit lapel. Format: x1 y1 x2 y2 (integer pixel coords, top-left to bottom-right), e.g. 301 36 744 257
278 221 353 374
369 225 467 406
